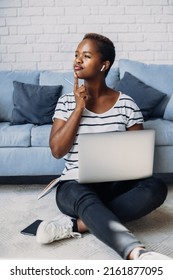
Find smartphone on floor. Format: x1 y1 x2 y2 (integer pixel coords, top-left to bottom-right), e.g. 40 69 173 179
20 219 43 236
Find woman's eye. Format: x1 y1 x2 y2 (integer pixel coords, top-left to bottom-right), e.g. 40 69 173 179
74 53 91 59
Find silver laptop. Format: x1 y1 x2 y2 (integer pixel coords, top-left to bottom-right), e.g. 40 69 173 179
78 130 155 183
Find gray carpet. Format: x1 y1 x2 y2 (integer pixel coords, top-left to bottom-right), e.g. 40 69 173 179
0 182 173 260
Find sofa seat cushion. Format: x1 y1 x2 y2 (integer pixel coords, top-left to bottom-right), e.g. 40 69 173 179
0 122 34 147
0 147 65 176
31 124 52 147
144 119 173 146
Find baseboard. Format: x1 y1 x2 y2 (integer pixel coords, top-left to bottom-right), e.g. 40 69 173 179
0 175 59 185
0 173 172 185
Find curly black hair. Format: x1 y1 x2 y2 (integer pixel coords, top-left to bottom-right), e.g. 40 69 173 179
83 33 116 76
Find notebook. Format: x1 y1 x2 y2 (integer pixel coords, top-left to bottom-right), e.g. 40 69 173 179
78 130 155 183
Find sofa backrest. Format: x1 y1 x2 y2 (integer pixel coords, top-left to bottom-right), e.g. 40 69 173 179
2 62 173 123
119 59 173 97
0 68 119 122
39 68 120 94
0 71 40 122
118 59 173 119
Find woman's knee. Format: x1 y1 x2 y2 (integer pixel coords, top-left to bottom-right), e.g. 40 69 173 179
145 176 168 206
55 181 79 215
56 181 98 216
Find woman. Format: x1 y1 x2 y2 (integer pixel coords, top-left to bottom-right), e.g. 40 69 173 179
36 33 170 260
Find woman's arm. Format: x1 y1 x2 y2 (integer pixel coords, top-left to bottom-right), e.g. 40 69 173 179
49 108 83 159
127 123 143 131
49 74 88 159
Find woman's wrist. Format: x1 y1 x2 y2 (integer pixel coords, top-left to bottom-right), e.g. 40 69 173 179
74 106 84 115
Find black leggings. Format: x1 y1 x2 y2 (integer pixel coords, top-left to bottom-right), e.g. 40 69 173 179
56 176 167 259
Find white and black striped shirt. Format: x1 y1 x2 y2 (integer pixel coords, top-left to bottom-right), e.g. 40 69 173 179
53 92 143 179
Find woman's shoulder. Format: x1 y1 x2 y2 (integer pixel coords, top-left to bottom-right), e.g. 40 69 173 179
118 92 133 101
58 92 76 111
118 92 137 105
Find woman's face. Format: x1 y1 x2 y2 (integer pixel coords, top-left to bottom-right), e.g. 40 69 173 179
73 39 103 79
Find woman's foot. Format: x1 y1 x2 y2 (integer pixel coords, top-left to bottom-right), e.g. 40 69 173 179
36 218 81 244
129 247 172 260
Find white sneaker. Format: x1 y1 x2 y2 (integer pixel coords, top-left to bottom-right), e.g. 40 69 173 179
134 250 172 260
36 219 81 244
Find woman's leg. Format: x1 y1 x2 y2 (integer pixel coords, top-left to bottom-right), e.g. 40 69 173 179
37 177 170 259
105 176 167 223
56 180 144 259
69 176 167 242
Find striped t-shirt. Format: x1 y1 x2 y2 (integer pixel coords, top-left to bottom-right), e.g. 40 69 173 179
53 91 144 179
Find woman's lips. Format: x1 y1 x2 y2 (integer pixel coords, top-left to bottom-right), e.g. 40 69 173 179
74 65 83 71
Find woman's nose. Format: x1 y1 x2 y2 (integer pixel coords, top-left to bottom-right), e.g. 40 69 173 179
76 55 83 63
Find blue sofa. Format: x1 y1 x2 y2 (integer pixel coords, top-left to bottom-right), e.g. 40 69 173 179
0 59 173 181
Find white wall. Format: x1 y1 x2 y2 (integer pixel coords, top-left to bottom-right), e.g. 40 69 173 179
0 0 173 71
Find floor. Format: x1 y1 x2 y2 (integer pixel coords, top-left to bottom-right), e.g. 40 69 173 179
0 179 173 260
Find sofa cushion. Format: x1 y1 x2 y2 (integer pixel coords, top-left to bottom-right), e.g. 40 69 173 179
0 71 40 122
0 147 65 176
11 81 62 125
31 125 51 147
117 72 166 121
40 71 82 94
163 95 173 121
144 119 173 146
39 68 120 93
105 68 120 89
0 122 33 147
118 59 173 117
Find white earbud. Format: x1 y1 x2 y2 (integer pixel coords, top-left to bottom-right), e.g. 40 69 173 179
100 65 106 72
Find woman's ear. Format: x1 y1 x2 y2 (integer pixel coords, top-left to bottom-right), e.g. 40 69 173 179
100 61 110 72
104 60 111 71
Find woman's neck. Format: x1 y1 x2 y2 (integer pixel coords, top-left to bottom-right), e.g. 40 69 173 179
84 79 108 98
